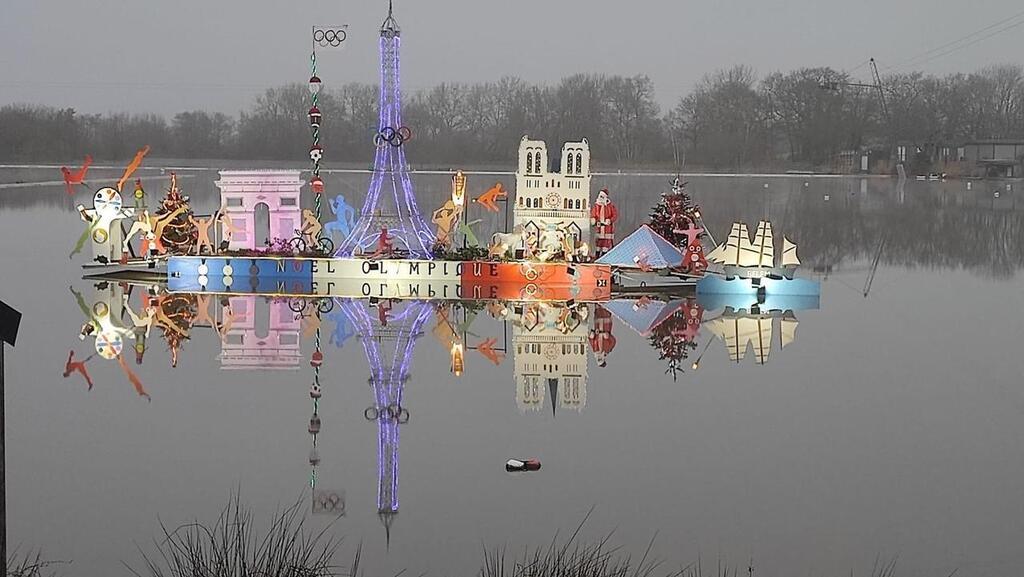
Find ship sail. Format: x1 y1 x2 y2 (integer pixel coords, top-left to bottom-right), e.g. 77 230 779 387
780 314 798 349
705 235 729 264
752 316 772 364
751 221 775 268
706 313 772 364
707 222 763 267
781 236 800 267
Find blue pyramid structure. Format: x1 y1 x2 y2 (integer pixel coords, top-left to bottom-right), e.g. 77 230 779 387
596 225 684 269
603 299 669 336
605 298 691 336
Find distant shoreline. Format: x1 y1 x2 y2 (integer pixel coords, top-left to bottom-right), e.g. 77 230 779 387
0 161 899 179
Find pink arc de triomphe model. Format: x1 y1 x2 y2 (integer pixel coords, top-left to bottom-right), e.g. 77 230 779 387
216 170 304 250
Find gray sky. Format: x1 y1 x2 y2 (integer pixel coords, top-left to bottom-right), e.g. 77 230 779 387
1 0 1021 115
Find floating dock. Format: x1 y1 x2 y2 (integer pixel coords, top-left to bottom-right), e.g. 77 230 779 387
166 256 613 302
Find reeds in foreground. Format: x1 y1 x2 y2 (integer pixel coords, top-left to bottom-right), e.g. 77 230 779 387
128 492 356 577
5 548 66 577
481 508 685 577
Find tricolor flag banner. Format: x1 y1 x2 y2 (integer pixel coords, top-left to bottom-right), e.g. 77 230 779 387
312 26 349 50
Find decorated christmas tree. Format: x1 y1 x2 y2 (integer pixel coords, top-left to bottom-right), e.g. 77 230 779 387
646 299 703 381
155 293 197 368
156 173 198 255
648 178 702 248
647 317 696 381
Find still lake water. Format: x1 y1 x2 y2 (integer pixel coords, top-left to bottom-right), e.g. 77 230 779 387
1 166 1023 577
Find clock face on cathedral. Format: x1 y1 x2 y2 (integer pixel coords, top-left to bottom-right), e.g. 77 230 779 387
545 192 561 209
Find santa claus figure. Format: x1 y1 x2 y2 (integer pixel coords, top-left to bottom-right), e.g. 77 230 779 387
589 305 616 368
590 188 618 258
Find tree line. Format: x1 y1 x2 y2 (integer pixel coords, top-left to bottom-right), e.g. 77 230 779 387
2 64 1022 171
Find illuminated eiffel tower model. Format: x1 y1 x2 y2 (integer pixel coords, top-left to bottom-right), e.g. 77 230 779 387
338 298 433 544
337 0 435 259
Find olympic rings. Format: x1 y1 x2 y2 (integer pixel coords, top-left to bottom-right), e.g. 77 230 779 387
373 125 413 148
364 404 409 422
313 28 347 47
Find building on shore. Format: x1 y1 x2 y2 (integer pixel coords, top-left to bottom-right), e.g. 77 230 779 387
962 140 1024 178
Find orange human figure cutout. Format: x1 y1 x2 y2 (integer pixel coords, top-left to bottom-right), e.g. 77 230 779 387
117 145 151 191
368 227 394 259
63 350 96 390
217 209 238 247
190 214 216 255
217 299 235 343
475 183 507 212
193 294 217 337
117 354 150 401
151 205 188 254
377 300 392 327
476 338 504 366
61 155 93 195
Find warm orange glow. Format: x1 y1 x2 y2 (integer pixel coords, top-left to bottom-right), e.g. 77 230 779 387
450 341 465 376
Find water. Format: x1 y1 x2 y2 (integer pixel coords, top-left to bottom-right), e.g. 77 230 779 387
1 166 1023 577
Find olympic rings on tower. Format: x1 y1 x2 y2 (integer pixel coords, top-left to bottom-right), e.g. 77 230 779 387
373 125 414 148
313 28 347 47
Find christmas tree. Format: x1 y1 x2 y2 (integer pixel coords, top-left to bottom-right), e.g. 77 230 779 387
155 293 197 368
156 173 198 255
648 313 697 381
646 299 703 381
648 177 702 248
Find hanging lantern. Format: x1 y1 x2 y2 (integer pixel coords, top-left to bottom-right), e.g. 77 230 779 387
310 176 325 195
308 75 322 96
309 144 323 162
308 106 322 128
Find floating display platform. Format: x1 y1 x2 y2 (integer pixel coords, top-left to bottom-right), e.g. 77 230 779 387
165 256 612 302
696 275 821 297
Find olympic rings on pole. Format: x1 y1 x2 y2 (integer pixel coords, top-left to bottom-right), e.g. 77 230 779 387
373 125 414 148
313 27 348 48
363 404 410 423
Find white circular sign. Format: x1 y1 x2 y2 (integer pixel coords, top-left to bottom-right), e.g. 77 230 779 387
93 187 124 218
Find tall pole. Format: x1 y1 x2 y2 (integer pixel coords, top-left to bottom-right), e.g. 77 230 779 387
1 344 6 577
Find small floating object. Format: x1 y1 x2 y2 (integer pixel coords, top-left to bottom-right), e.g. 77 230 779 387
506 458 541 473
310 350 324 367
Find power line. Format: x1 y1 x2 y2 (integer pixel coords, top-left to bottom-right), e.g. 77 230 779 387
893 16 1024 72
882 8 1024 72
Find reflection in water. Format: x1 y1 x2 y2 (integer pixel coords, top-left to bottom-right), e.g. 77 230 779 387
704 309 795 365
67 282 153 399
218 296 302 370
339 299 434 542
513 302 589 413
63 280 820 545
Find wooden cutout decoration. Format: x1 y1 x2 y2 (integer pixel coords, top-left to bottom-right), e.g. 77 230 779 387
78 187 135 263
117 145 151 192
475 183 506 212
